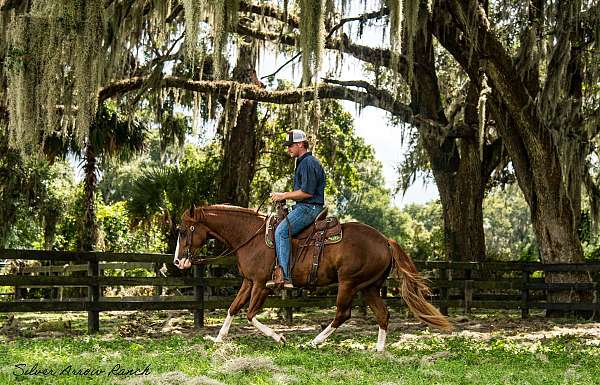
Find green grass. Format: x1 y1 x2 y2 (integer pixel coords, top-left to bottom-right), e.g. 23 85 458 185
0 310 599 385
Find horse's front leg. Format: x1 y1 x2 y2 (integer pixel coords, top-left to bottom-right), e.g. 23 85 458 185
247 284 286 343
214 278 252 342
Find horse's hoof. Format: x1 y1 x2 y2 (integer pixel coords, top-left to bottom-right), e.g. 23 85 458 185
275 334 286 344
203 335 219 343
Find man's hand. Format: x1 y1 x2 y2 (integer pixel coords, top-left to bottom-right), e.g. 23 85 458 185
270 192 287 202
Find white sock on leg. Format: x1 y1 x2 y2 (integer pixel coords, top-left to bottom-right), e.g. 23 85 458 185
376 327 387 352
310 322 337 347
215 310 234 342
251 317 285 343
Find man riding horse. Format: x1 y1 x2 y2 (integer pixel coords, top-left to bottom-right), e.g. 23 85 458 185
172 129 452 349
267 129 326 289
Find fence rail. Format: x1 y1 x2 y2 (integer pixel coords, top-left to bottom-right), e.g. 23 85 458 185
1 249 599 333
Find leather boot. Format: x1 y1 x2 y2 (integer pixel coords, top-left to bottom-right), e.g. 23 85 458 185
266 266 285 288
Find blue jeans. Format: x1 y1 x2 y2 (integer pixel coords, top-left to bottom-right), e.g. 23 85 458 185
275 203 322 280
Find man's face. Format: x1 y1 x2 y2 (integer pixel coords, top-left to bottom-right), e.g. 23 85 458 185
287 142 302 157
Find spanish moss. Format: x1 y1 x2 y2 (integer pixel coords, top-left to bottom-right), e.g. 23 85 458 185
220 1 240 78
299 0 326 86
477 74 491 161
387 0 403 65
182 0 206 64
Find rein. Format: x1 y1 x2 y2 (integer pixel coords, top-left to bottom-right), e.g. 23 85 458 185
255 195 271 214
192 222 266 265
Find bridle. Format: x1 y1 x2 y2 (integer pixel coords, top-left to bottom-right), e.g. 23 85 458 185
177 208 266 265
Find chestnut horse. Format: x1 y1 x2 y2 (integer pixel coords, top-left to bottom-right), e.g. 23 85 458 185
174 205 452 351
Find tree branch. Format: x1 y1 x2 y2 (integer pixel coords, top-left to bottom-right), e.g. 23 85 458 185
0 0 26 12
584 107 600 140
321 78 413 119
322 78 473 139
98 76 424 125
442 1 540 136
482 137 506 184
239 1 387 34
487 95 534 204
327 7 389 38
258 7 391 81
165 3 183 24
239 1 300 29
584 165 600 232
261 52 301 80
234 4 409 80
235 22 408 77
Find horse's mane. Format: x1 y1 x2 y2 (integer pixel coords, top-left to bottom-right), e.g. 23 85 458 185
204 204 266 218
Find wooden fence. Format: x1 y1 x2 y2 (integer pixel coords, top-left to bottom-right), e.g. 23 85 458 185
1 249 599 333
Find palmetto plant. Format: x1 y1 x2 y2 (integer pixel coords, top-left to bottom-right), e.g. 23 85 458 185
126 157 219 255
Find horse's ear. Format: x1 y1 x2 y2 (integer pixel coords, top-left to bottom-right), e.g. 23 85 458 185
188 204 195 219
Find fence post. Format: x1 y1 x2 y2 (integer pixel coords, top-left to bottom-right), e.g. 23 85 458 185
381 284 388 299
358 291 368 316
153 262 163 297
521 265 530 319
281 289 293 323
14 263 23 301
193 265 204 329
594 282 599 315
87 259 100 333
464 269 473 315
439 267 449 316
49 260 58 300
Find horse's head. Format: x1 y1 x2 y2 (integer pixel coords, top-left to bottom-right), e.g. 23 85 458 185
173 206 210 270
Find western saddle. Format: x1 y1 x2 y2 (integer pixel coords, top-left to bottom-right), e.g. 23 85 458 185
265 205 342 290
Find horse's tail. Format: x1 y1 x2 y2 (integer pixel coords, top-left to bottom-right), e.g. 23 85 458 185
389 239 453 332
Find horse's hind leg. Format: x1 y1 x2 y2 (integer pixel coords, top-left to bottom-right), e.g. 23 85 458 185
310 283 357 347
247 284 285 343
361 284 390 352
215 278 252 342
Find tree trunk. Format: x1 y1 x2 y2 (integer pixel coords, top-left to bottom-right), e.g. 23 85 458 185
409 12 491 265
217 41 262 207
82 142 98 251
436 141 487 265
489 96 590 314
529 156 590 316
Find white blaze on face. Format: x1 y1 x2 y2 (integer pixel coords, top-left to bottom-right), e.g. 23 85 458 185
173 234 181 266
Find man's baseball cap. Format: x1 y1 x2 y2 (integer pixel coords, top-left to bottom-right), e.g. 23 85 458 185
282 129 307 146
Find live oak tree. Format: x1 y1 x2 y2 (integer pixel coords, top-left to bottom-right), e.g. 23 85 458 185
428 0 599 308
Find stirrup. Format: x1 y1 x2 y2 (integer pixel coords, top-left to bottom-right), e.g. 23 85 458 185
267 265 285 288
283 280 294 289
